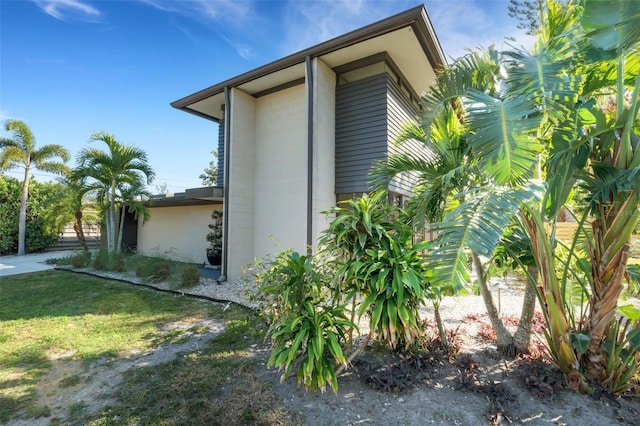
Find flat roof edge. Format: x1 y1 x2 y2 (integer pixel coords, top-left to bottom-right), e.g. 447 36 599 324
171 5 444 116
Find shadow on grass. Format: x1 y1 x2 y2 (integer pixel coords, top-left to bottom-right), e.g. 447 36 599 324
0 270 250 424
79 317 304 426
0 362 51 424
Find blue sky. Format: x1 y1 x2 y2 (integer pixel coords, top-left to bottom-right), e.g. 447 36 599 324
1 0 533 192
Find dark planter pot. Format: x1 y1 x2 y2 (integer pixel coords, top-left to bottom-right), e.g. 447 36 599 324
207 249 222 267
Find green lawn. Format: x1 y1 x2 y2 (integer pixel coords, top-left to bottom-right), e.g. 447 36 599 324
0 270 301 425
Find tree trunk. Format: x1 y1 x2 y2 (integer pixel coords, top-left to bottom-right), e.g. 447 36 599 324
117 205 125 253
108 182 116 253
433 300 449 349
74 210 88 251
472 251 516 355
18 164 30 255
583 212 633 381
513 265 538 353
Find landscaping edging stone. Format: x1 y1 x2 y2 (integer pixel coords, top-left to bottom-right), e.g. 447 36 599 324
55 266 259 310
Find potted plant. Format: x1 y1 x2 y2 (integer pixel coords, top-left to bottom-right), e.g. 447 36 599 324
206 209 223 267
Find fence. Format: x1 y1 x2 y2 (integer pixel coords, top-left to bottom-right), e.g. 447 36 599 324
46 223 101 251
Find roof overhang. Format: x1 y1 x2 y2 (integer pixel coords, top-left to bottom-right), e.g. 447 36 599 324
171 5 446 122
145 186 224 208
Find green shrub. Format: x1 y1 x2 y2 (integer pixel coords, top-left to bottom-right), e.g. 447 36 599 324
71 251 92 268
92 251 109 271
179 264 201 288
111 254 126 272
320 191 430 350
260 251 354 394
0 176 70 254
135 257 171 283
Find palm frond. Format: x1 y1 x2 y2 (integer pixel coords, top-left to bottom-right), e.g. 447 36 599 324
36 162 70 176
32 144 70 164
0 145 26 170
3 119 35 152
428 184 542 290
463 90 544 185
504 45 583 124
420 49 500 138
396 122 427 145
582 0 640 57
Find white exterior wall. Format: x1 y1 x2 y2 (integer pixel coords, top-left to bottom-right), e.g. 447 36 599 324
311 58 336 244
137 205 220 263
253 85 307 258
227 88 257 280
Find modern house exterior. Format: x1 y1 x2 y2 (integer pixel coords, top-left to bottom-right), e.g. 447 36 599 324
166 5 446 281
136 187 222 264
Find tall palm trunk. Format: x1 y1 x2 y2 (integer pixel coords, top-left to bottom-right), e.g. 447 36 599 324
432 300 449 349
472 252 538 355
472 252 515 354
108 181 116 254
73 210 88 251
583 192 639 379
513 265 538 352
117 205 125 253
18 163 30 255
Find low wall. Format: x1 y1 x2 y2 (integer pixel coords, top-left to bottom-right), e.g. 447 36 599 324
137 205 221 264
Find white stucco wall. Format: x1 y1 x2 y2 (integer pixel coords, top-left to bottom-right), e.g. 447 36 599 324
137 204 220 263
253 84 307 259
311 58 337 244
227 88 257 280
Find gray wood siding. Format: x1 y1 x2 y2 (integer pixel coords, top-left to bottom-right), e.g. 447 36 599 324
386 75 422 196
217 118 225 186
335 73 388 194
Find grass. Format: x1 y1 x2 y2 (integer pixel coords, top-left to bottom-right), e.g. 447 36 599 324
0 270 301 425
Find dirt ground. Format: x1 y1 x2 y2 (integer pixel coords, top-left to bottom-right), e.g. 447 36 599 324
259 293 640 426
10 285 640 425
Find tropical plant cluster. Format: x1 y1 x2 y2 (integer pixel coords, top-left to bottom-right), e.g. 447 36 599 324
0 120 69 255
259 0 640 396
0 176 69 254
258 193 446 394
0 119 154 255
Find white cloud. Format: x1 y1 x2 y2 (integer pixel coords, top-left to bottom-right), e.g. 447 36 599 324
138 0 260 59
279 0 414 55
222 37 254 60
425 0 535 61
138 0 256 28
34 0 101 22
0 110 11 121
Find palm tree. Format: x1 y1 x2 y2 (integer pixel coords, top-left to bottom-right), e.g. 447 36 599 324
74 131 154 254
409 0 640 392
116 180 151 251
57 174 100 251
375 93 540 354
0 120 69 255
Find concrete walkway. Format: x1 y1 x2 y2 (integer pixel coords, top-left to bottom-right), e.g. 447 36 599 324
0 251 75 277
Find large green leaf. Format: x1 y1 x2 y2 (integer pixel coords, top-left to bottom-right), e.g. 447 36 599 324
420 49 500 139
570 331 591 355
505 44 582 124
582 0 640 56
545 111 590 219
463 90 544 185
428 184 542 290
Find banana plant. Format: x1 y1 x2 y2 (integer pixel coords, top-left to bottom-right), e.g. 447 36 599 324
404 0 640 392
